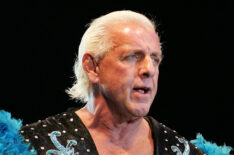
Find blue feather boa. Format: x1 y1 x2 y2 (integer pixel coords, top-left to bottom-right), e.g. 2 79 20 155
0 110 232 155
191 133 233 155
0 110 37 155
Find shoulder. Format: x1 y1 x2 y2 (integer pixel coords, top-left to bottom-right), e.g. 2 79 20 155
145 116 206 155
21 108 98 154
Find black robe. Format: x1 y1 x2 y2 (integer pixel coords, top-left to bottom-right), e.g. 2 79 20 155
21 108 205 155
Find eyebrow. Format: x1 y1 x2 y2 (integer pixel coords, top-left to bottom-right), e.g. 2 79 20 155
133 49 162 58
151 52 163 58
148 51 163 65
121 46 162 57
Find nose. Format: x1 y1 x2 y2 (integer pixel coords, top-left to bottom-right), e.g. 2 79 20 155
139 56 157 78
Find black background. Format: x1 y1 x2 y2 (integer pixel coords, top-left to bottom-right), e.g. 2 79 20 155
2 0 233 148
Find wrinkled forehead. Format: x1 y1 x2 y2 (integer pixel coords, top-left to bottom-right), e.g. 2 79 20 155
108 23 161 53
109 22 157 37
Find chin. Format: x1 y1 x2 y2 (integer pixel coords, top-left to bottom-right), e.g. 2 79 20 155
129 105 151 117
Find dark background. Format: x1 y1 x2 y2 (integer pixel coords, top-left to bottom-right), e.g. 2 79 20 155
3 0 233 148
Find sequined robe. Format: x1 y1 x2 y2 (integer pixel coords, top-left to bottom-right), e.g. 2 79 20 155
21 108 205 155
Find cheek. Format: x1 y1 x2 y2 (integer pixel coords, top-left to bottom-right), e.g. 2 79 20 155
152 71 159 90
112 66 133 90
100 63 133 89
154 71 159 81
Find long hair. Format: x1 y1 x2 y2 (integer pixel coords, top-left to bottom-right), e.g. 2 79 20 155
66 10 156 104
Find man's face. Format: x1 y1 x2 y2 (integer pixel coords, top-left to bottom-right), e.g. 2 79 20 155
97 23 162 118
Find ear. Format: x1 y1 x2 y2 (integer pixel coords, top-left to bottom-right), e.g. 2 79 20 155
82 53 100 83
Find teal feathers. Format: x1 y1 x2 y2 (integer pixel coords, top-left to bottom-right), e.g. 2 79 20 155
191 133 233 155
0 110 36 155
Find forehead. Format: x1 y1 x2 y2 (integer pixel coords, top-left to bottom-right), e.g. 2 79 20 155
109 23 161 55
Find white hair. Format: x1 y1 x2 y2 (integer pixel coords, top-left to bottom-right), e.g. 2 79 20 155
66 10 156 104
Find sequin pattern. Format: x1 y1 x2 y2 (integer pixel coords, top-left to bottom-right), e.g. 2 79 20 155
46 131 79 155
20 108 204 155
171 138 190 155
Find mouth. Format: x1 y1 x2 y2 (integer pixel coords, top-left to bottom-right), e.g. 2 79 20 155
133 87 151 94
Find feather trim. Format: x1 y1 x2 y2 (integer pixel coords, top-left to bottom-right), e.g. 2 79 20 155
191 133 233 155
1 110 233 155
0 110 37 155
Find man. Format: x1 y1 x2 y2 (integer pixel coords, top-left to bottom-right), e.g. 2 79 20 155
21 10 205 154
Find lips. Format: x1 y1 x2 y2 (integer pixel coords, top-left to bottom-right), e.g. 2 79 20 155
133 87 151 94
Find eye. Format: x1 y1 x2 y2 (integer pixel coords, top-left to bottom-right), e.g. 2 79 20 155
124 54 141 61
151 56 161 65
151 56 160 64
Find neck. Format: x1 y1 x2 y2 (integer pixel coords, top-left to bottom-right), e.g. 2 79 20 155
76 94 145 144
